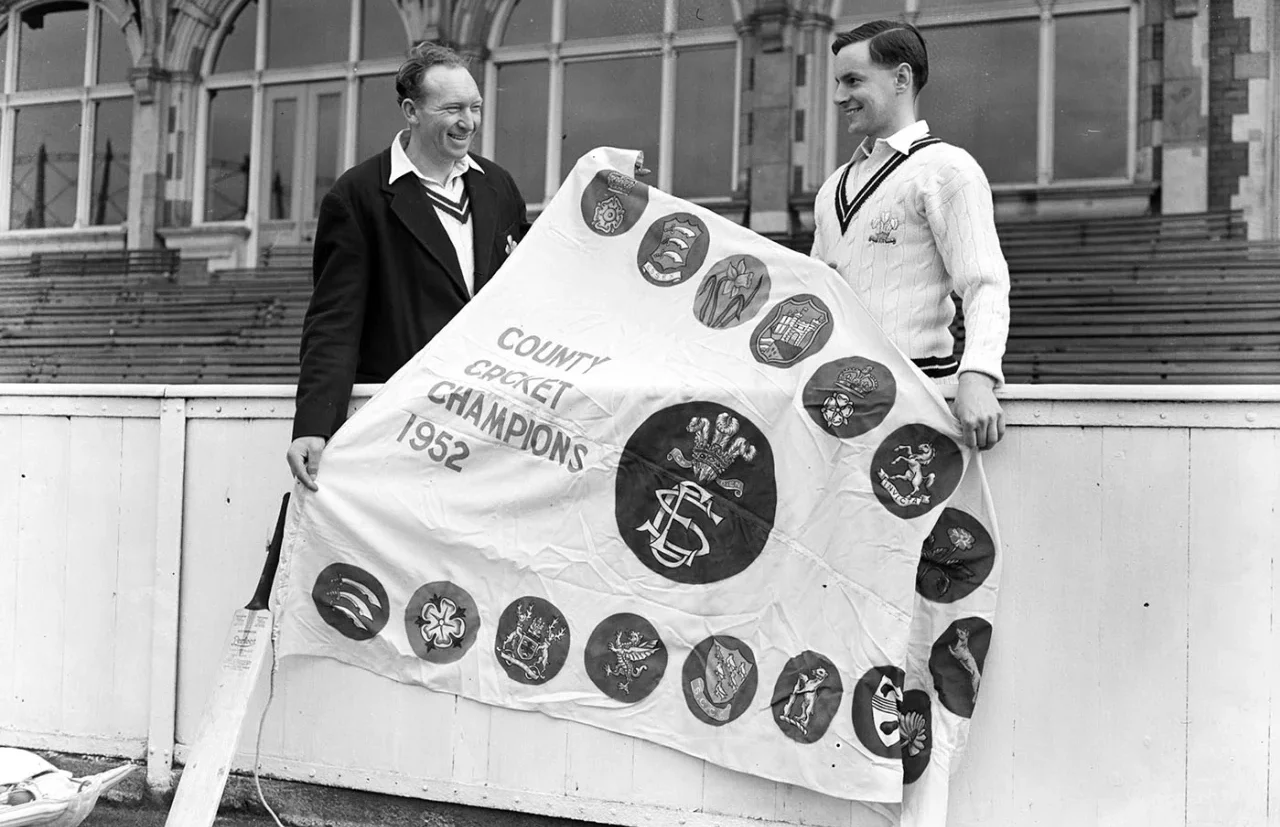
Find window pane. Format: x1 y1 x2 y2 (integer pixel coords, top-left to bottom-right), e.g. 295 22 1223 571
674 46 734 198
1054 11 1128 180
11 103 82 229
96 8 132 84
91 98 131 225
314 92 343 217
0 29 7 93
566 0 663 39
205 88 253 221
266 98 297 219
361 0 405 60
494 61 548 201
678 1 734 29
268 0 349 69
357 74 403 165
501 0 552 46
18 4 88 91
919 21 1039 184
562 56 660 183
214 0 257 74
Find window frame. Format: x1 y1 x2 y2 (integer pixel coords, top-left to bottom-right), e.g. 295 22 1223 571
823 0 1138 191
0 0 134 233
483 0 742 207
193 0 406 248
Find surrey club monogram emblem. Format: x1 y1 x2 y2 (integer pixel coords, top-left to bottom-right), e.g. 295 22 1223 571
616 402 777 584
684 636 758 725
494 597 571 685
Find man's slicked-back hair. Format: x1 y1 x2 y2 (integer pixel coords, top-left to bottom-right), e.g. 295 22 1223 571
831 20 929 94
396 41 470 105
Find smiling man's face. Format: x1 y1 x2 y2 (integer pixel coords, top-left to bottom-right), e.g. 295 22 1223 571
832 39 907 142
407 65 482 167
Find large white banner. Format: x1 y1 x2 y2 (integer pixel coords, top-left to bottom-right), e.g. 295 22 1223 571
273 148 1001 823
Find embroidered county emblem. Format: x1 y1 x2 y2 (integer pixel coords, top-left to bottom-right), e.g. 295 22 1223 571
751 295 834 368
850 665 906 759
616 402 777 584
917 508 996 603
802 356 897 438
584 613 667 703
770 651 843 744
311 562 389 642
899 689 932 784
580 169 649 236
683 635 758 726
637 213 710 286
868 211 900 245
494 596 571 685
870 424 963 519
929 617 991 718
404 581 480 664
693 255 771 329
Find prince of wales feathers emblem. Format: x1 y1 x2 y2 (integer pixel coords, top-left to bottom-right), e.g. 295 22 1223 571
868 211 900 245
604 629 662 695
592 172 639 234
822 364 879 428
638 413 757 569
644 217 704 282
691 641 754 722
496 601 565 681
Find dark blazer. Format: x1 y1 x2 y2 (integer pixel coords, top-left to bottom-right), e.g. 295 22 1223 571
293 148 528 440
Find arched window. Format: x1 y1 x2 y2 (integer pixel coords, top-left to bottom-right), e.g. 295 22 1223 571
828 0 1132 186
198 0 408 247
486 0 739 205
0 1 134 231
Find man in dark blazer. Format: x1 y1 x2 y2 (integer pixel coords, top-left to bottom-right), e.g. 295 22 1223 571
286 42 528 489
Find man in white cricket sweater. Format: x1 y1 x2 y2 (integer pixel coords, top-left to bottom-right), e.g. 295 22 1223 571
812 20 1010 449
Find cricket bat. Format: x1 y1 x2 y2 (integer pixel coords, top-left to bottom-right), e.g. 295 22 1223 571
164 493 291 827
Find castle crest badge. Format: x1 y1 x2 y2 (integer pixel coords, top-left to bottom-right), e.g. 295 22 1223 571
751 294 834 368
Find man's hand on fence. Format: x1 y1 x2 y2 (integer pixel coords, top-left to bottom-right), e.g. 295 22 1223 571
287 436 327 491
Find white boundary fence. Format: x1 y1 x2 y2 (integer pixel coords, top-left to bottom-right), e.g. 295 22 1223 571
2 383 1279 827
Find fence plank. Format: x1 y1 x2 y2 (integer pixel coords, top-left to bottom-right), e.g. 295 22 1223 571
1186 430 1278 827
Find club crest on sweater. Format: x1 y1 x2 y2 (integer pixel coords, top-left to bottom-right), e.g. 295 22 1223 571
868 211 900 245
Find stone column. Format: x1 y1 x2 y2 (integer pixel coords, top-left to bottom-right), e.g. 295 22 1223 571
738 2 801 237
1158 2 1211 214
127 63 171 248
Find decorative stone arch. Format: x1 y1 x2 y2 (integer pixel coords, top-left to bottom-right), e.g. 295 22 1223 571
0 0 147 68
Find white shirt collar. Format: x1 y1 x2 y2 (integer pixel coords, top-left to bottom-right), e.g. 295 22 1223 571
856 119 930 160
389 129 484 186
